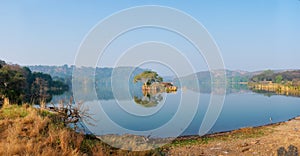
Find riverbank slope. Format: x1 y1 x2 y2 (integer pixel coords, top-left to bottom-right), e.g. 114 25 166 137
1 104 300 155
166 116 300 155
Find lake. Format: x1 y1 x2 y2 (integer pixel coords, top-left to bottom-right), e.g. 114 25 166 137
53 86 300 138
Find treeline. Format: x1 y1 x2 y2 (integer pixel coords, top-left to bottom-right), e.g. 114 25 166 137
250 70 300 86
29 64 73 90
29 65 145 101
0 60 68 105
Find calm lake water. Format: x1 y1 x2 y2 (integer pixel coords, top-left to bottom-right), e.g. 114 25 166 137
53 87 300 138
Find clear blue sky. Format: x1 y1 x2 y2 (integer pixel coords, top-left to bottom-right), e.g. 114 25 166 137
0 0 300 71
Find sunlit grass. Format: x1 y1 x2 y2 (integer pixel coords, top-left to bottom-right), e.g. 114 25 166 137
0 104 83 155
170 137 214 147
0 104 165 156
0 104 29 119
167 127 271 148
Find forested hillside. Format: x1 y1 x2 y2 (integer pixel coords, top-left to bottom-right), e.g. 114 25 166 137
0 60 68 105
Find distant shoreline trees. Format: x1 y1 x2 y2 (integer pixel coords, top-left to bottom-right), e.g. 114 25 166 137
248 70 300 97
250 70 300 86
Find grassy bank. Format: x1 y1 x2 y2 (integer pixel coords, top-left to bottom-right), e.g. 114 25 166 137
165 118 300 155
168 126 270 147
249 82 300 96
0 104 163 156
1 104 299 155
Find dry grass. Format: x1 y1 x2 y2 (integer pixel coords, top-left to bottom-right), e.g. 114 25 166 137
0 104 83 155
0 104 164 156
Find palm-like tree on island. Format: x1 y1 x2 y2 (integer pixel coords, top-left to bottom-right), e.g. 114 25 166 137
133 71 163 86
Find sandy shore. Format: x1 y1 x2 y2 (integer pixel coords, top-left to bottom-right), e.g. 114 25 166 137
166 116 300 156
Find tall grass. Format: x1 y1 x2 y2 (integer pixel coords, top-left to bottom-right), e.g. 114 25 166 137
0 104 83 155
0 104 164 156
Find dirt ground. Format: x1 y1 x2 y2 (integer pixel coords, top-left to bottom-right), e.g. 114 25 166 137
166 117 300 156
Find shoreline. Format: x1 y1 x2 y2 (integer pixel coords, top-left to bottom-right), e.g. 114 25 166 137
176 115 299 140
93 115 300 155
92 114 300 140
1 104 300 155
167 115 300 155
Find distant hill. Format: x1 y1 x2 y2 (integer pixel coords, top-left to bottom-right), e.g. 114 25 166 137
28 65 147 101
28 65 73 79
28 65 300 96
27 65 173 88
27 66 254 94
173 70 258 94
174 69 255 84
173 69 300 94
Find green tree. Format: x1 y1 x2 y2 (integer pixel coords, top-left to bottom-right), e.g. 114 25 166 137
0 60 6 68
275 75 283 84
0 60 69 105
30 72 62 104
0 65 27 104
133 71 163 86
30 72 68 103
262 70 274 81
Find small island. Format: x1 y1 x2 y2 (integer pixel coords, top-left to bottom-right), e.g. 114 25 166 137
133 71 177 94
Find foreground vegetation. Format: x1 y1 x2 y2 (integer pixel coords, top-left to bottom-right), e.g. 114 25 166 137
3 102 299 155
0 104 165 156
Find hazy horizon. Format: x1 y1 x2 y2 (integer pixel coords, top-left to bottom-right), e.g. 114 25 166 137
21 61 300 76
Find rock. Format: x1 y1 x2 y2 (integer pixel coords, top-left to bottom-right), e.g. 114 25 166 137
251 140 260 145
210 147 221 150
294 117 300 120
240 142 249 147
242 148 250 152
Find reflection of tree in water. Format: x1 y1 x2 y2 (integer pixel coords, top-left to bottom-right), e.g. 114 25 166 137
133 90 164 107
